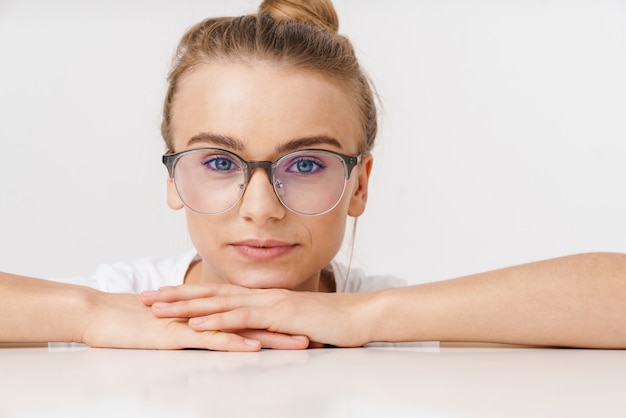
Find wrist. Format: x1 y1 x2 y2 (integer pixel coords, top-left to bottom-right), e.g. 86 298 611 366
71 286 103 344
354 289 396 345
360 286 429 344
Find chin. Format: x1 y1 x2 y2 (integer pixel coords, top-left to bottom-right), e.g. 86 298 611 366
228 277 298 290
225 268 315 291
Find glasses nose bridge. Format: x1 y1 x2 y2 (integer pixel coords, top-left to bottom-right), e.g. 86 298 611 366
246 160 275 184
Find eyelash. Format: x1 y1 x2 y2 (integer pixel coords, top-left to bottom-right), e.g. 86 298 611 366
201 156 240 171
285 157 327 173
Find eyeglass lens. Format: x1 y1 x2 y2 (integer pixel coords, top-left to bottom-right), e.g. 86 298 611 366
172 149 349 215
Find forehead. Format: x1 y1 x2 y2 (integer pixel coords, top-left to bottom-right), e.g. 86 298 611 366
169 61 361 156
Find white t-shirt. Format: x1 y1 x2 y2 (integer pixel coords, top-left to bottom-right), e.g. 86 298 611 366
58 249 406 293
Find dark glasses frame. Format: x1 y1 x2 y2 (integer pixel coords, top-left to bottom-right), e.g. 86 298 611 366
162 148 362 215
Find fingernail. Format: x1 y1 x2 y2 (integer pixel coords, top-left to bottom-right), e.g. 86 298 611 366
152 302 168 309
188 317 203 325
141 290 157 297
244 339 261 348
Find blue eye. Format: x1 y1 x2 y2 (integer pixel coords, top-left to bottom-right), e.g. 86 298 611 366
296 159 314 173
202 156 239 172
286 157 326 174
214 158 232 171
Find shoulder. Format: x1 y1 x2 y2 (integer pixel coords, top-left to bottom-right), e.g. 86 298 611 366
66 249 199 293
331 260 407 293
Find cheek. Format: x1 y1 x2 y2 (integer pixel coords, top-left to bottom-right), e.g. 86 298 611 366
303 207 349 257
184 211 221 256
317 182 355 242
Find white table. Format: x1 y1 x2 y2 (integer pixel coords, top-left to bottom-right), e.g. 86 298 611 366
1 342 624 417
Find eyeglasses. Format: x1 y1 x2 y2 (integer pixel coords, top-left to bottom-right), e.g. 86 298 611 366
162 148 361 216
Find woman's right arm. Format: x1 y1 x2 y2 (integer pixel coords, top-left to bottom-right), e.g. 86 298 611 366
0 272 308 351
0 272 89 344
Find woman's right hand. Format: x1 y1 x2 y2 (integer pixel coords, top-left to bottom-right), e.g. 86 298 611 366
0 272 308 351
81 289 310 351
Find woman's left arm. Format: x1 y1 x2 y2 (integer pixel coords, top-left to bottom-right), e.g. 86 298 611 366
142 252 626 348
369 251 626 348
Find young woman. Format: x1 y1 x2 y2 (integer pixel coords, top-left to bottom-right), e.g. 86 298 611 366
2 0 625 351
0 0 398 352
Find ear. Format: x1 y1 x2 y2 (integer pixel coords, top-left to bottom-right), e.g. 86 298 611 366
348 154 373 217
166 177 184 210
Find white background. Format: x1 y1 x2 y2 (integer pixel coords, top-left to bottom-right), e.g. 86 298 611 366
1 0 625 284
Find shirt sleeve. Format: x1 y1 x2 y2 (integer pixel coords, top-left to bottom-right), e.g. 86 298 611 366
49 249 198 293
332 261 407 293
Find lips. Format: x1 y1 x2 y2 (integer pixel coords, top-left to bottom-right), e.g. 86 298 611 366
230 239 297 260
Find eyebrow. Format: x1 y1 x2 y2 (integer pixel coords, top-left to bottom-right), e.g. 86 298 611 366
275 135 343 153
187 133 245 152
186 132 343 154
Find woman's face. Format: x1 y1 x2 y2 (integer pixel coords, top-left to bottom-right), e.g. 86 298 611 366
167 61 372 291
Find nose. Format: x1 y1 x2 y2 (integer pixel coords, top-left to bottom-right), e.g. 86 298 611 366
238 167 286 224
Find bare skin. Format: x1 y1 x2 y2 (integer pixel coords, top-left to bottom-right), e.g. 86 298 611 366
143 252 626 349
0 272 308 351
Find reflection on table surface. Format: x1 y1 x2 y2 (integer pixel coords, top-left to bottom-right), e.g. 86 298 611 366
1 342 625 417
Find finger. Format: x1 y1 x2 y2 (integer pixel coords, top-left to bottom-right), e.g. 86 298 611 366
141 282 253 305
172 327 262 352
150 293 276 318
237 329 309 350
189 307 276 333
141 285 209 305
189 312 319 348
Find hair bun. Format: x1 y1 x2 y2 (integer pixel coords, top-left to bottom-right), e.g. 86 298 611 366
259 0 339 33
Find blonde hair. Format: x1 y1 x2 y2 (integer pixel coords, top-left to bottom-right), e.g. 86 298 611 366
161 0 377 154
